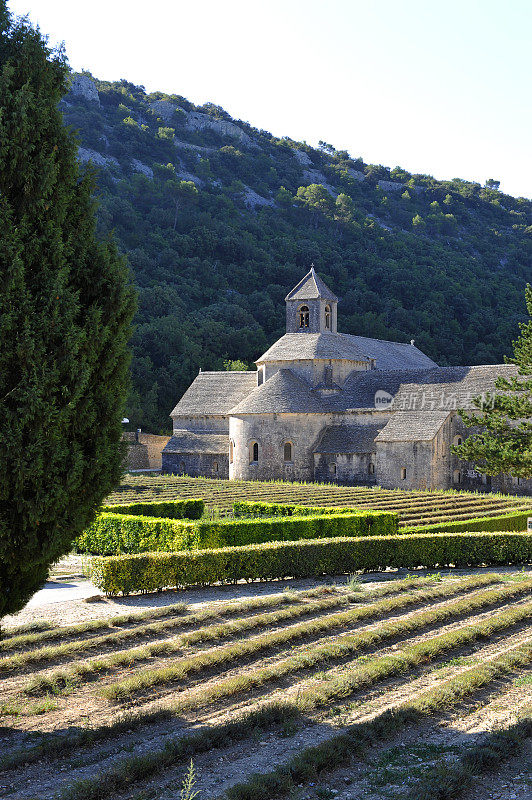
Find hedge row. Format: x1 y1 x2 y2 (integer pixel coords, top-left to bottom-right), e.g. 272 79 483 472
102 499 204 520
196 510 398 548
90 531 532 595
75 513 200 556
233 501 359 518
405 509 531 534
77 510 397 555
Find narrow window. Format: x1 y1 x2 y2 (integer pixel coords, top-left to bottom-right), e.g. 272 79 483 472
284 442 293 462
229 440 234 464
299 305 310 328
257 369 264 386
368 463 375 475
179 461 186 474
401 467 407 480
249 441 259 463
324 304 331 330
453 469 461 484
213 461 218 473
453 435 462 447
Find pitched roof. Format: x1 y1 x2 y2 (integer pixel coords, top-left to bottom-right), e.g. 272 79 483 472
163 431 229 454
229 369 328 414
285 268 339 302
392 364 519 412
256 332 437 371
327 369 426 411
170 371 257 416
314 424 384 454
375 411 450 442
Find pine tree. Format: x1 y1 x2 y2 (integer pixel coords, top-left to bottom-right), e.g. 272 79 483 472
0 7 136 618
454 285 532 477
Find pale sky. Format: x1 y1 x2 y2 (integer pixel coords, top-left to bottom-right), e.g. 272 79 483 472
9 0 532 198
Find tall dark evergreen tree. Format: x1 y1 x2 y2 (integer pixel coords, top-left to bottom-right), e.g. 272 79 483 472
0 6 136 618
454 285 532 477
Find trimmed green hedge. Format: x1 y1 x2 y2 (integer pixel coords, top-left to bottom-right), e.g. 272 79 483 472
90 531 532 595
233 501 361 518
76 513 200 556
405 509 531 534
195 510 398 548
77 508 397 555
102 499 204 520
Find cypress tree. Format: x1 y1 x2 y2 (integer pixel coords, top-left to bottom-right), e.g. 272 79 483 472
454 285 532 477
0 7 136 617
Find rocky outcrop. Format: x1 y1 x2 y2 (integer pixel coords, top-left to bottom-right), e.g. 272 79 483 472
293 149 312 166
176 169 203 186
149 100 181 122
131 158 153 179
69 75 100 106
185 111 257 148
347 168 365 182
378 179 405 192
242 187 275 209
302 170 337 197
78 147 118 167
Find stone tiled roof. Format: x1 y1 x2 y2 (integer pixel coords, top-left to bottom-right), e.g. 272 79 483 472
392 365 519 412
256 333 437 371
375 411 450 442
170 371 257 416
314 424 384 454
229 369 328 414
327 369 427 411
163 431 229 454
285 267 339 302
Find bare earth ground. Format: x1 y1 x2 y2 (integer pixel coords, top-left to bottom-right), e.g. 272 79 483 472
0 567 530 800
4 560 530 628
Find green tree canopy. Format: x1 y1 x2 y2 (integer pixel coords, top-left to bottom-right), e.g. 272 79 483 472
0 7 136 618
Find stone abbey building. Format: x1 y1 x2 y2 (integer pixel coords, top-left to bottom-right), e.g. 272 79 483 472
163 268 527 494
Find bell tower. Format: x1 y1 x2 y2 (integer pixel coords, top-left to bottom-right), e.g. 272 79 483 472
285 266 338 334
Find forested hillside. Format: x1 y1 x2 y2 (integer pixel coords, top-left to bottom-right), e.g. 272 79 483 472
63 74 532 432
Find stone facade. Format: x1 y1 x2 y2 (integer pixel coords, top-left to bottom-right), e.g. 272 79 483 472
163 268 529 494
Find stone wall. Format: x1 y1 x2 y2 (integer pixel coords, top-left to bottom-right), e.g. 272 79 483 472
123 432 171 470
375 439 435 490
172 415 229 434
285 298 337 334
313 451 375 485
229 413 327 482
162 451 228 478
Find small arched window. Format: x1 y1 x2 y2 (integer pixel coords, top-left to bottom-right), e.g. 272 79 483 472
324 304 331 330
284 442 293 462
299 305 310 328
229 440 234 464
249 441 259 463
453 435 462 447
